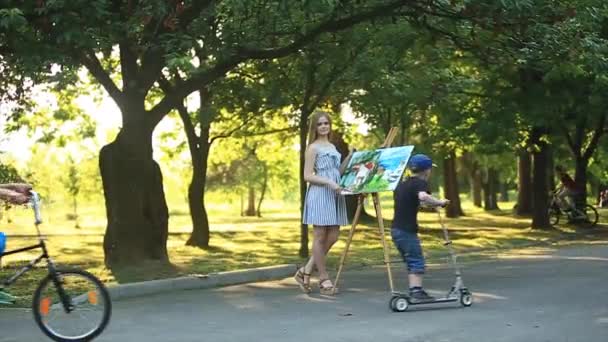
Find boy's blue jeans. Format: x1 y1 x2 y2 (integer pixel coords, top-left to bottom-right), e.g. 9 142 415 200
391 228 425 274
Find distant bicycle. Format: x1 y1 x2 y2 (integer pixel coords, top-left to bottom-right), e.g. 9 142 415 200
548 189 599 228
0 191 111 342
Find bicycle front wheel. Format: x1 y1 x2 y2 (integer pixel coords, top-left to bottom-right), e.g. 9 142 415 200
33 268 111 342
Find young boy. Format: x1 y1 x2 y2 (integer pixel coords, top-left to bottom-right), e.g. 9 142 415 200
391 154 449 302
0 183 32 304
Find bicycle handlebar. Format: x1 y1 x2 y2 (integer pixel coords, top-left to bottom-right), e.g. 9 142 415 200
29 190 42 225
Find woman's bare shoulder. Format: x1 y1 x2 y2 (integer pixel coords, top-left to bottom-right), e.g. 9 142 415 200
307 143 322 153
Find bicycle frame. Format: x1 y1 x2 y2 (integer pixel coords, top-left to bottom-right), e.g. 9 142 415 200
0 191 73 312
549 189 595 224
549 189 572 210
1 241 52 288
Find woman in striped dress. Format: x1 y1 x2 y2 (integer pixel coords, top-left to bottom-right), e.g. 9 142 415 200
294 111 352 295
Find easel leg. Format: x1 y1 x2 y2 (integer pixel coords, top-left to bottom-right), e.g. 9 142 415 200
332 195 364 295
372 193 395 293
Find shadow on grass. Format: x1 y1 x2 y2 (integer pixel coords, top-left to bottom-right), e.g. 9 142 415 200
194 245 232 253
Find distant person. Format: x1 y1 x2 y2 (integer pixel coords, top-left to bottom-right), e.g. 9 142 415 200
391 154 449 302
294 111 353 295
555 165 581 211
599 189 608 208
0 183 32 304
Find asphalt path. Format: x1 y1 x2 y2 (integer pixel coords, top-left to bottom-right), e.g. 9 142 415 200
2 243 607 341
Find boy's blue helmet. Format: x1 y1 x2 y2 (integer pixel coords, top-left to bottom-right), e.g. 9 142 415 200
0 232 5 255
408 154 434 172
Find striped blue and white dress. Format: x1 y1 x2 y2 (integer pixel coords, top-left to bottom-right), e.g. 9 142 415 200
303 144 349 226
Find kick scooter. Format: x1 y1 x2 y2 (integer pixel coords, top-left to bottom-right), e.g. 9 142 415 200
389 208 473 312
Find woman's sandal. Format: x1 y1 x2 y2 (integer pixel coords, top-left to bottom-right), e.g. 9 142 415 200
294 268 312 294
319 278 337 295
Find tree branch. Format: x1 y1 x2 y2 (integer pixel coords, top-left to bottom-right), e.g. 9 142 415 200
236 1 413 59
119 42 139 93
148 0 440 123
80 52 124 108
573 116 586 156
209 115 258 145
138 1 216 93
310 39 369 110
582 113 607 161
301 54 319 114
176 0 216 29
138 48 165 95
216 126 298 141
560 124 578 156
159 76 206 166
149 58 241 124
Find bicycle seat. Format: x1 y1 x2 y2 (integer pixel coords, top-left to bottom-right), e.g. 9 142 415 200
0 232 5 255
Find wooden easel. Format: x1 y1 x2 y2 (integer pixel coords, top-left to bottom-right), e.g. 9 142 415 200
332 127 399 295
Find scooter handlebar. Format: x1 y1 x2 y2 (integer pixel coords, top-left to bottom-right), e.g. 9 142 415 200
29 190 42 225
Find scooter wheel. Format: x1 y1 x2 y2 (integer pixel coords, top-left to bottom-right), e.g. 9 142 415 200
389 296 399 311
460 290 473 307
391 296 409 312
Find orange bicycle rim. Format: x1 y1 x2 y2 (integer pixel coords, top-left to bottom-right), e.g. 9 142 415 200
88 290 98 305
40 297 51 316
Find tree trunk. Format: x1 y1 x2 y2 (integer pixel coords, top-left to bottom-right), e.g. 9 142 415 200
245 186 256 216
546 144 555 191
100 125 169 268
483 167 499 211
561 113 606 209
73 197 80 229
443 151 464 218
530 127 551 229
240 192 244 216
177 91 212 248
573 155 588 209
186 171 210 247
500 182 509 202
299 110 310 258
399 117 407 146
257 162 268 217
516 149 533 216
470 161 483 207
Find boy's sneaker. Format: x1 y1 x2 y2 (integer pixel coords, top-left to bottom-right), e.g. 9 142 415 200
409 289 435 303
0 290 16 305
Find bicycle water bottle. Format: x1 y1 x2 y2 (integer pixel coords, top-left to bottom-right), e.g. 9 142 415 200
0 232 5 268
0 231 5 254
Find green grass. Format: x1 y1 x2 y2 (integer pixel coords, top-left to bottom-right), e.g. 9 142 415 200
1 195 607 307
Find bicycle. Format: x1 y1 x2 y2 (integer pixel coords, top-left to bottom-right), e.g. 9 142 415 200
0 191 111 342
548 188 599 228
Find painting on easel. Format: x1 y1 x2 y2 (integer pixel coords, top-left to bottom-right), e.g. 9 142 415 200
339 145 414 195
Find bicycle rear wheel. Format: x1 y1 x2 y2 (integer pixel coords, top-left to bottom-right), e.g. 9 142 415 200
582 204 599 228
33 268 111 342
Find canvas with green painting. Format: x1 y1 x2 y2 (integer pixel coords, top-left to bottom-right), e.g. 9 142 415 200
339 146 414 195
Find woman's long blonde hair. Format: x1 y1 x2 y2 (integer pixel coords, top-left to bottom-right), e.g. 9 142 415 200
307 110 332 146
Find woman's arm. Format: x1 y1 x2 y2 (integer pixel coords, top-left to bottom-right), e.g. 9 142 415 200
304 146 339 189
339 148 355 175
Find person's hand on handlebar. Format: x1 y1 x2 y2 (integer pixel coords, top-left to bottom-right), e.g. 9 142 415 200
0 183 33 205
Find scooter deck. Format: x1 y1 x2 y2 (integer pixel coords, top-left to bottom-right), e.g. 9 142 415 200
391 291 459 305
